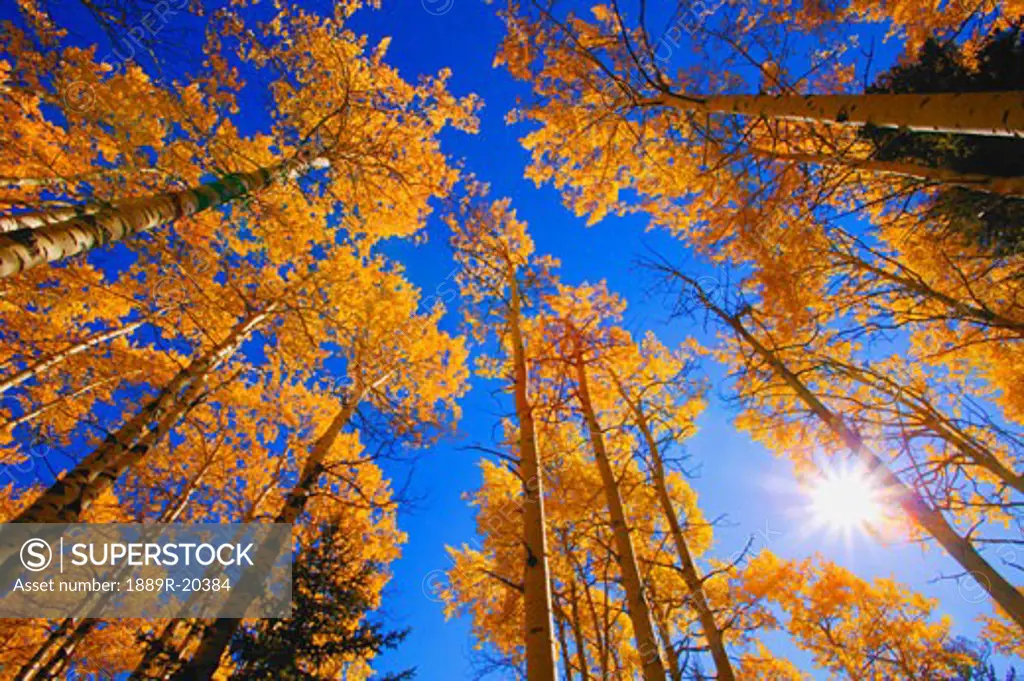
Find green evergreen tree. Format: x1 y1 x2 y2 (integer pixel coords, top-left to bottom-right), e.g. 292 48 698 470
229 523 414 681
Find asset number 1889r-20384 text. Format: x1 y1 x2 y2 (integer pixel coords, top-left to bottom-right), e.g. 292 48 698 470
124 577 231 592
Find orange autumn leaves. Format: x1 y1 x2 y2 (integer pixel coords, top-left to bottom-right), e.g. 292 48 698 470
0 0 474 677
733 552 974 679
487 1 1022 674
0 0 1020 677
438 200 998 679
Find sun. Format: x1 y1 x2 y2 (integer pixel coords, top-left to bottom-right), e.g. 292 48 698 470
806 462 884 533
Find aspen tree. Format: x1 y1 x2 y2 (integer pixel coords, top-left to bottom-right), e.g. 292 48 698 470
446 274 742 678
124 350 425 680
573 352 665 681
605 339 737 681
735 553 977 678
0 319 150 395
10 304 276 525
544 283 739 680
646 91 1024 138
0 389 297 677
820 357 1024 496
662 269 1024 630
496 0 1024 240
751 147 1024 198
825 231 1024 338
128 462 285 680
171 393 368 679
544 283 667 681
0 1 474 676
0 258 178 451
448 196 560 681
173 275 467 679
0 150 328 278
14 464 201 681
0 0 479 280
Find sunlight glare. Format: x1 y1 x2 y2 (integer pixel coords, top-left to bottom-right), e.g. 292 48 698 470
808 463 883 532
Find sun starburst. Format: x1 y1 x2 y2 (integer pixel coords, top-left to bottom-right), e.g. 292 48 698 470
799 461 897 547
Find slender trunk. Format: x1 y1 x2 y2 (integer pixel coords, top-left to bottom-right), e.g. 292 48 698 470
0 167 163 197
2 371 140 435
650 91 1024 137
678 275 1024 630
131 620 188 681
592 569 612 680
13 619 76 681
568 548 605 681
0 319 147 395
556 602 573 681
753 147 1024 198
173 385 371 680
646 583 682 681
0 149 327 278
0 204 103 235
656 618 681 681
12 306 273 524
567 580 591 681
147 619 205 680
623 388 736 681
508 271 559 681
572 350 666 681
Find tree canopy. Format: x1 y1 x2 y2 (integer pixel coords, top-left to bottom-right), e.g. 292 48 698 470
0 0 1020 678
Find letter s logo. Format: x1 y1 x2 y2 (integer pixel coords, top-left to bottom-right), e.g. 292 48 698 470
20 539 53 571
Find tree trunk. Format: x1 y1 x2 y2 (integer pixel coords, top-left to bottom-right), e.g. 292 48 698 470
590 567 612 681
172 383 373 680
572 350 666 681
0 319 147 395
651 91 1024 137
0 204 103 235
0 149 327 278
12 306 273 524
508 271 560 681
567 580 591 681
556 602 573 681
143 619 206 681
0 167 164 198
627 393 736 681
130 478 279 681
131 619 188 681
15 466 204 681
656 618 681 681
753 147 1024 198
676 274 1024 631
647 583 682 681
13 619 77 681
2 371 139 435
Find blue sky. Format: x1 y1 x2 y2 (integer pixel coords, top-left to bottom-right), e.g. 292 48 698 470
0 0 1013 677
336 3 1008 678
